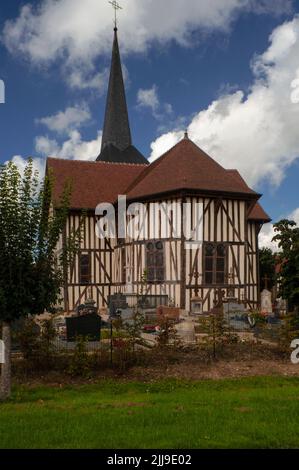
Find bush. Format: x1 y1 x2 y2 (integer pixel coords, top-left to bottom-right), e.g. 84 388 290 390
67 336 92 377
15 317 58 371
156 316 181 349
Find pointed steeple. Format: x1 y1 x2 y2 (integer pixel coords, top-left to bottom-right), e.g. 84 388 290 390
102 27 131 152
97 28 148 165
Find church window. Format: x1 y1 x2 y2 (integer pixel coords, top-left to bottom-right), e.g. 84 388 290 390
204 243 227 285
146 241 165 283
79 253 91 284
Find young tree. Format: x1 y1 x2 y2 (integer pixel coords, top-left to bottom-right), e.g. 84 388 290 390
259 247 276 291
273 219 299 312
0 159 82 399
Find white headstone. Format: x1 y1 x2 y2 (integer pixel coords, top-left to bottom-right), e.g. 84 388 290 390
0 340 5 364
190 297 203 316
261 289 272 314
175 318 195 343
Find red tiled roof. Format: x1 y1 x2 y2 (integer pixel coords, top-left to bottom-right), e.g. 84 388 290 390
125 139 258 200
46 139 271 224
46 158 146 210
248 202 271 222
227 169 271 222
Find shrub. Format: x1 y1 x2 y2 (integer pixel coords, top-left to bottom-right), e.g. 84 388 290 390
67 336 92 377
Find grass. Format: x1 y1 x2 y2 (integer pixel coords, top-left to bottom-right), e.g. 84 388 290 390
0 376 299 449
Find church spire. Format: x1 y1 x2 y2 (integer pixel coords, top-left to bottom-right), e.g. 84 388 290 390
101 27 132 152
96 26 148 165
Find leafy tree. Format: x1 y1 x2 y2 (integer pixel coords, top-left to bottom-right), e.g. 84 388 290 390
198 312 227 359
259 247 276 291
273 219 299 312
0 159 82 399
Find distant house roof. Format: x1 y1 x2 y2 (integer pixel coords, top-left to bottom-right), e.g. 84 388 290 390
125 138 260 201
46 158 146 210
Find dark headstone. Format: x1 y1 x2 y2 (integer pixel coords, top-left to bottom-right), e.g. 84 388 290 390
66 313 101 342
108 293 128 316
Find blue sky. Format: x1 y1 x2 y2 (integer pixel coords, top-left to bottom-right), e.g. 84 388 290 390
0 0 299 247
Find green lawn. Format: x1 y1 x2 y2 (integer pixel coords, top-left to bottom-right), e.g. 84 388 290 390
0 376 299 449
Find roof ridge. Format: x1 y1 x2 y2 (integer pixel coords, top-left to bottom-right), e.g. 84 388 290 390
124 138 239 197
47 157 148 167
123 137 259 200
123 138 191 195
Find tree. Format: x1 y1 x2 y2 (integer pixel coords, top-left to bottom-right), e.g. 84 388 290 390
272 219 299 312
0 159 82 399
259 247 276 291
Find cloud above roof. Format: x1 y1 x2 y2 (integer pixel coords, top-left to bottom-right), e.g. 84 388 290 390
2 0 292 90
150 16 299 189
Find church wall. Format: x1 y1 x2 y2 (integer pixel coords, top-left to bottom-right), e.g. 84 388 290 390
113 196 257 312
59 197 260 313
60 213 114 312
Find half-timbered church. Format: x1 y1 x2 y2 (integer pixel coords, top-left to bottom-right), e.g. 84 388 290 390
47 26 271 314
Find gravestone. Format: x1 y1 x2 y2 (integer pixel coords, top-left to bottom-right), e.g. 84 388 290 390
66 313 101 342
261 289 273 315
108 293 128 317
223 301 249 330
190 297 203 316
76 297 98 317
175 317 196 343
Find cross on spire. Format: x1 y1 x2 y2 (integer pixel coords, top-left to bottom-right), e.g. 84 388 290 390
109 0 122 29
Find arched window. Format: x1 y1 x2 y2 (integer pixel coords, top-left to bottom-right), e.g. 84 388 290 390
204 243 227 285
146 241 165 283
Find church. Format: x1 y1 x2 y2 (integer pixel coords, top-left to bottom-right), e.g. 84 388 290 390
46 26 271 314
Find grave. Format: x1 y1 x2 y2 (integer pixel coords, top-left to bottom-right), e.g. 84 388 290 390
190 297 203 316
108 293 128 317
66 312 101 341
223 301 250 330
66 297 101 341
175 317 196 343
261 289 273 315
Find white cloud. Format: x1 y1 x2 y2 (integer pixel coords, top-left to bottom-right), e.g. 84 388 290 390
67 67 109 92
36 103 91 135
5 129 103 182
149 16 299 189
259 206 299 251
149 131 185 162
35 130 102 161
137 85 160 113
2 0 292 89
259 224 278 251
137 85 173 122
289 207 299 225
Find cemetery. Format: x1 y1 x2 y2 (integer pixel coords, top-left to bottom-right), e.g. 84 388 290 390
1 1 299 452
6 274 295 373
